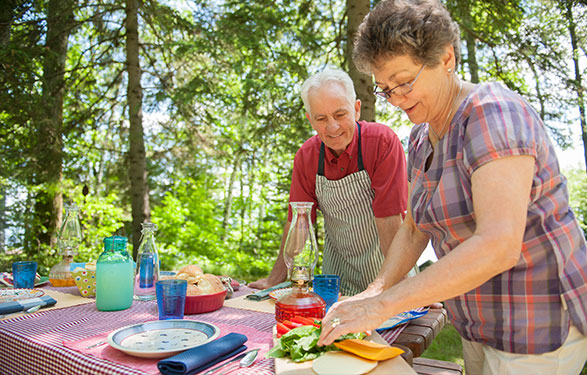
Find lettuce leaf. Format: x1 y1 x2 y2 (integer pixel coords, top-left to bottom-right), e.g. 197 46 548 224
266 325 367 363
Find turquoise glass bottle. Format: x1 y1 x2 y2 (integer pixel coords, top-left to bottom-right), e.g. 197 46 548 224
96 236 134 311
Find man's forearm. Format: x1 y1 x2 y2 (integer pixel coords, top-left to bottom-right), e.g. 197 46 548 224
265 221 291 285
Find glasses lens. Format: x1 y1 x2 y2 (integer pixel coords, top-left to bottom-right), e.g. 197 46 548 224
393 84 412 96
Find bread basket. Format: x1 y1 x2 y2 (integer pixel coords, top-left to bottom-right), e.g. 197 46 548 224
184 288 227 314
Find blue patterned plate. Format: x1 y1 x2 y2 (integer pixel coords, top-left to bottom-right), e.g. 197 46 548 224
107 319 220 358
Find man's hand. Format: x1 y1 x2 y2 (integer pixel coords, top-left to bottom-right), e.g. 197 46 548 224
248 278 272 290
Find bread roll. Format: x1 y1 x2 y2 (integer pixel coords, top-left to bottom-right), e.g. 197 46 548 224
175 265 203 284
186 274 225 296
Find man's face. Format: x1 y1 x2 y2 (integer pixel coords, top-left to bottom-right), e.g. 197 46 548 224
305 81 361 157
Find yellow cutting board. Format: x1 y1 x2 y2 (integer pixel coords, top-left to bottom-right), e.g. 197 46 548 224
273 330 416 375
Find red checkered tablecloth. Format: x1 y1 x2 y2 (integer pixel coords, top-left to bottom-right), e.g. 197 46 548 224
0 286 406 375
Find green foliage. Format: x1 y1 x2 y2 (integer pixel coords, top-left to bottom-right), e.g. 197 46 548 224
1 0 586 287
565 167 587 236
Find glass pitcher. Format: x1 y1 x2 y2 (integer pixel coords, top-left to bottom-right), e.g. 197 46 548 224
49 204 82 287
96 236 134 311
133 222 160 301
275 202 325 322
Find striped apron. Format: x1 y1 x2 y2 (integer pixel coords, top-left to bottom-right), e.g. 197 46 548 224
316 123 383 296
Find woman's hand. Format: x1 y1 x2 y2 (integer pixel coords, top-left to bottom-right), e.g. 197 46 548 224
318 296 390 346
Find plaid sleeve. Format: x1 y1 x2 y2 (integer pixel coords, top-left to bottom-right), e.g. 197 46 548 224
461 84 539 175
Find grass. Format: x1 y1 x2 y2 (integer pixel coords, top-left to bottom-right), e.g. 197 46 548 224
421 323 465 371
421 323 587 374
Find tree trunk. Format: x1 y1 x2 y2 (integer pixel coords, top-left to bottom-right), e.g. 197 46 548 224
0 0 17 46
126 0 150 257
346 0 375 122
564 1 587 173
222 154 241 242
29 0 74 254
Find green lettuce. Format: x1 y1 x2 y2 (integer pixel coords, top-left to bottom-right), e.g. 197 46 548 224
266 325 367 363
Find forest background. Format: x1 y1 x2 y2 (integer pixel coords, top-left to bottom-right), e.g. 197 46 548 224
1 0 587 282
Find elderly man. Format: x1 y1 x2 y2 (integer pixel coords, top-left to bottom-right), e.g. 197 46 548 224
250 68 408 296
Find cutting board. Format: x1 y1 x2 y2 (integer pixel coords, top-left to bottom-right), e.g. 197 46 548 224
273 330 416 375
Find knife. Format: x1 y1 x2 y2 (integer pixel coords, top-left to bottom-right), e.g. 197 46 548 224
201 349 256 375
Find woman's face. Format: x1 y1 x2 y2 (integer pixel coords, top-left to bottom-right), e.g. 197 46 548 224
372 54 453 127
305 81 361 157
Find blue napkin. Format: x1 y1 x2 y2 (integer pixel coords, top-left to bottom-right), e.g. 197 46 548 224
157 332 247 375
0 295 57 315
376 309 429 332
245 281 291 301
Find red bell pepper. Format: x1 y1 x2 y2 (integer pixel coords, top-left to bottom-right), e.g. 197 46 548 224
291 316 315 326
282 320 303 329
310 317 322 327
276 322 290 337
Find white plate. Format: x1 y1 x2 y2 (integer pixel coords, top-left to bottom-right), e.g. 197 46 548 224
107 319 220 358
0 289 45 303
269 287 292 301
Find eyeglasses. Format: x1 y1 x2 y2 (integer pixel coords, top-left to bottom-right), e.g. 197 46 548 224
373 65 426 99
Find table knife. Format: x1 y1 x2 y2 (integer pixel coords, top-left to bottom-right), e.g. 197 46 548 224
202 350 250 375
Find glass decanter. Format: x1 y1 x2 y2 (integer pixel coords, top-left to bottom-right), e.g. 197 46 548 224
49 204 82 287
133 222 160 301
96 236 134 311
275 202 326 322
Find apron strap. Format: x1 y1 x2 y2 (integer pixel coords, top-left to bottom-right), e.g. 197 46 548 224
356 122 364 171
318 122 364 176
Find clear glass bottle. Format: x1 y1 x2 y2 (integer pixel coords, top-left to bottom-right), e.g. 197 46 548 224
49 204 82 287
133 222 160 301
96 236 134 311
275 202 326 322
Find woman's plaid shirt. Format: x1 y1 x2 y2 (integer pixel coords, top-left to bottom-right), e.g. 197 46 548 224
407 82 587 354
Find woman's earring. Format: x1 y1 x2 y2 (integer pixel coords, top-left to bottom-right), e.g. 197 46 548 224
448 68 453 73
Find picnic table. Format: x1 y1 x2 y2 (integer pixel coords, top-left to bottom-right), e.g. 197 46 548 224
0 284 450 375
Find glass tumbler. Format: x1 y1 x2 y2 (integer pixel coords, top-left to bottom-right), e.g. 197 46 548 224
156 279 187 320
12 261 38 289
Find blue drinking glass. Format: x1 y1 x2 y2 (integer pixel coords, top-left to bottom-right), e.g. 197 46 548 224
156 279 187 320
12 261 38 289
313 274 340 311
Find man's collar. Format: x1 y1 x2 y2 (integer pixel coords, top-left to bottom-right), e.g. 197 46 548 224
323 122 359 162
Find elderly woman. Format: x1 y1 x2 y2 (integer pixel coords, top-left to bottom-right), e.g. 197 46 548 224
317 0 587 373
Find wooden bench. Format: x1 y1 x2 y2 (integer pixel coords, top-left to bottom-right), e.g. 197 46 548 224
395 308 447 357
413 358 463 375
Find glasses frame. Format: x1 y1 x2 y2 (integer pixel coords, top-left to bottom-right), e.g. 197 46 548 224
373 65 426 99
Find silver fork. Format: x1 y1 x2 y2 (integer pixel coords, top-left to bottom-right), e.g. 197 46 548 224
85 340 108 349
0 304 42 319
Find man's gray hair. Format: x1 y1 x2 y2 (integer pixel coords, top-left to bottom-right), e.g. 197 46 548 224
301 68 357 113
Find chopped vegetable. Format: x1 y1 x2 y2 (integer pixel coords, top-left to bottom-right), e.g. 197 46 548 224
291 316 315 326
276 322 290 337
334 339 404 361
266 325 367 363
282 320 303 329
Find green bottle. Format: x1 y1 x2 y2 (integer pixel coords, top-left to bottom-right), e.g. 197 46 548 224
96 236 134 311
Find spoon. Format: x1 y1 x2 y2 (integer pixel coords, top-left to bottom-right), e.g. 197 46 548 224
217 349 258 375
203 349 258 375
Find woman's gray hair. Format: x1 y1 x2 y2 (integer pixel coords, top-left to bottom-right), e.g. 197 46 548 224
353 0 461 73
301 68 356 113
